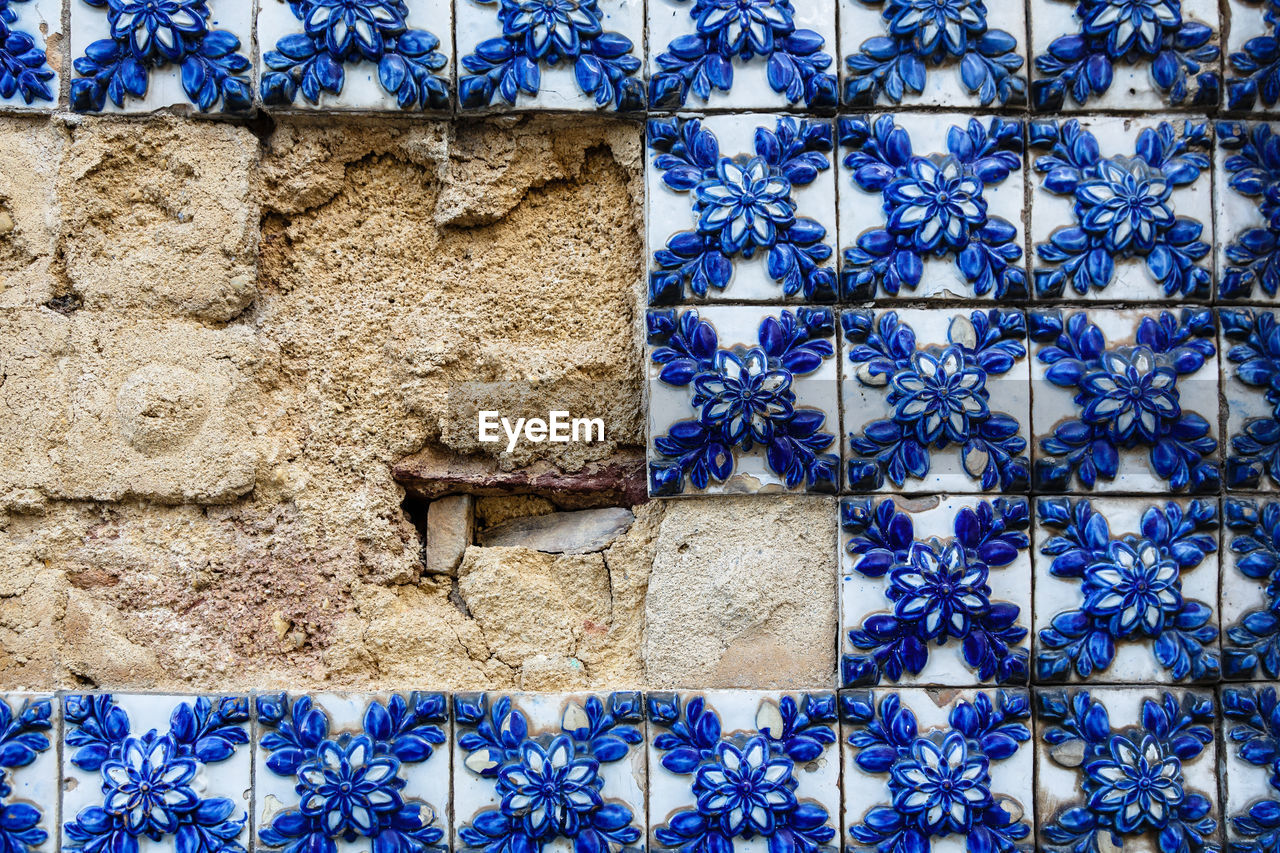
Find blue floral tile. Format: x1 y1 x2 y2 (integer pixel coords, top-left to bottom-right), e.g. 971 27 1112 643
1028 0 1220 110
646 114 837 305
258 0 451 111
0 695 56 853
1222 310 1280 489
1036 688 1219 853
837 114 1026 302
1033 497 1220 683
839 0 1027 108
454 692 646 853
1029 117 1213 301
255 692 450 853
0 0 59 110
1217 123 1280 301
1225 0 1280 111
1029 308 1220 493
646 0 837 110
841 689 1033 853
1223 686 1280 853
647 305 840 497
60 694 252 853
648 690 839 853
69 0 253 113
455 0 643 110
840 496 1032 687
1223 499 1280 679
842 307 1030 494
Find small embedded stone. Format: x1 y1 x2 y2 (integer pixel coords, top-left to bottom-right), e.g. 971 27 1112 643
477 507 634 554
425 495 474 576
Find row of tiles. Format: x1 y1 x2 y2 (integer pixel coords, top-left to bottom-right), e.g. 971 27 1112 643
646 114 1280 305
0 687 1275 853
1 0 1279 114
646 305 1280 496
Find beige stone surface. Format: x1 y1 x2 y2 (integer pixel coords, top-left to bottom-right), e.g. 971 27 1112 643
0 119 64 307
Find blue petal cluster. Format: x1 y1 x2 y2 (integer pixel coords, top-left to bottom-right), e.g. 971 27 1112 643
844 0 1024 106
1218 123 1280 300
0 0 54 103
257 693 447 853
648 117 835 303
1030 120 1210 299
648 307 838 496
649 692 837 853
649 0 835 108
72 0 252 111
0 697 51 853
460 0 642 109
840 116 1024 300
844 309 1027 491
63 694 249 853
1036 498 1218 681
843 690 1031 853
263 0 449 109
1224 310 1280 488
1227 0 1280 110
1039 690 1217 853
456 692 644 853
1031 309 1218 492
1224 686 1280 853
1224 500 1280 679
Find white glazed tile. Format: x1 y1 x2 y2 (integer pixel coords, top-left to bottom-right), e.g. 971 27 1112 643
1216 122 1280 302
1223 685 1280 852
1222 498 1280 680
1221 310 1280 490
1224 0 1276 112
0 694 56 853
0 0 61 111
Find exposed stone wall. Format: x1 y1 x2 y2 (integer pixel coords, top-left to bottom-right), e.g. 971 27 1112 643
0 113 835 691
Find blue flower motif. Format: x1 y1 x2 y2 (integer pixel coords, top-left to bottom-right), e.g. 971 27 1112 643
842 498 1030 686
1035 498 1219 682
1224 310 1280 489
843 690 1031 853
845 0 1024 106
844 309 1028 492
0 697 52 853
1038 690 1217 853
0 0 56 103
257 693 447 853
1227 0 1280 110
1217 123 1280 300
648 307 837 496
649 692 837 853
1222 686 1280 853
71 0 251 111
649 0 835 108
1030 120 1210 298
1032 0 1218 109
1031 309 1218 492
456 693 643 853
649 117 835 303
262 0 448 109
840 116 1025 299
63 695 249 853
1223 500 1280 679
459 0 642 109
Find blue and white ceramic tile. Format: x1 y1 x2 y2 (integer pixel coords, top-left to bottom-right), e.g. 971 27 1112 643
255 692 450 853
1222 310 1280 490
842 307 1030 494
838 113 1026 301
60 694 252 853
453 692 646 853
0 0 60 110
646 114 837 305
840 496 1032 687
1029 117 1213 302
1028 0 1221 110
648 690 839 853
1036 688 1219 853
1225 0 1280 112
838 0 1027 108
1223 686 1280 853
68 0 253 113
455 0 643 110
1033 497 1220 683
1216 123 1280 302
646 0 837 111
841 689 1033 853
0 695 56 853
647 305 840 497
1029 308 1220 493
1223 499 1280 680
258 0 452 111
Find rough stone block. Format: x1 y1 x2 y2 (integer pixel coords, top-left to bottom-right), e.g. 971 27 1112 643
0 118 64 307
425 494 473 576
477 507 634 553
